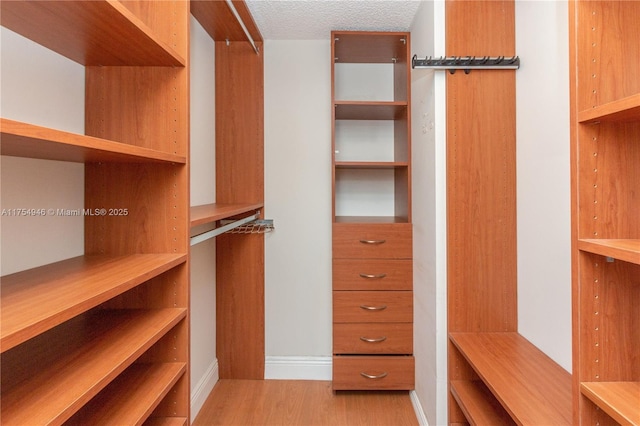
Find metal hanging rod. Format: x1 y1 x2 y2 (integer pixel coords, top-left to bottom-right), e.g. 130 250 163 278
190 213 273 246
412 55 520 74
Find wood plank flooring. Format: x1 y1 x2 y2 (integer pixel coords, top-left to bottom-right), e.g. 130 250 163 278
193 380 419 425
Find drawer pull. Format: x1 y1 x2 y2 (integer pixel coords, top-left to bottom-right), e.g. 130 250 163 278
360 371 388 380
359 239 386 245
360 336 387 343
359 273 387 279
360 304 387 311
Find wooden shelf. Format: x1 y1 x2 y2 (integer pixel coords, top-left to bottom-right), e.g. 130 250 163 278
145 418 188 426
335 216 410 224
190 0 262 44
1 253 187 352
578 93 640 123
0 118 187 164
1 308 186 426
67 362 186 425
190 202 264 228
335 101 407 120
578 239 640 265
335 161 409 169
0 0 185 66
580 382 640 426
450 380 515 425
449 332 572 425
333 31 409 64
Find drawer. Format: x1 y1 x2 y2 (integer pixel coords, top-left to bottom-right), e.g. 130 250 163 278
334 323 412 354
332 356 415 390
333 223 412 259
333 259 412 291
333 291 412 323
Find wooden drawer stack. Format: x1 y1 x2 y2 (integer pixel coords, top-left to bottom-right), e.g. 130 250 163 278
332 222 414 390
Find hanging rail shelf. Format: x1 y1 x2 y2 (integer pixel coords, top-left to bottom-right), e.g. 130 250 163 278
412 55 520 74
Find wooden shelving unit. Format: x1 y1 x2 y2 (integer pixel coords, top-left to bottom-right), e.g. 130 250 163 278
190 203 264 228
331 31 414 391
1 1 190 423
570 1 640 424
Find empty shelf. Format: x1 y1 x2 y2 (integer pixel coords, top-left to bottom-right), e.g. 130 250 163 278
578 239 640 265
581 382 640 426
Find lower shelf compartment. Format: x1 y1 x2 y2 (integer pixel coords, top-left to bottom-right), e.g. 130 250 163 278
581 381 640 426
332 355 414 390
450 380 515 425
1 308 186 425
66 362 186 425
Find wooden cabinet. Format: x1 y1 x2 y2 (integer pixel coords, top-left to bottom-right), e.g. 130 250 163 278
569 1 640 425
331 31 413 391
1 2 190 424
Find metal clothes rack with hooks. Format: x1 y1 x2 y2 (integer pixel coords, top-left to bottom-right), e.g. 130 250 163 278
412 55 520 74
190 213 274 246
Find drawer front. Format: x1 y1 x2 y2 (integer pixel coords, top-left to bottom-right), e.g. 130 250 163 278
333 323 413 354
333 223 412 259
333 259 412 291
333 291 412 323
333 356 415 390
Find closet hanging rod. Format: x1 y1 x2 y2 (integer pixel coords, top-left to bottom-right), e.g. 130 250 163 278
225 0 259 55
412 55 520 73
190 212 260 246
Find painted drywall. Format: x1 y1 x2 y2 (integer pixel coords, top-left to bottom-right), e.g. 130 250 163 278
189 15 218 417
515 1 572 372
263 40 333 360
0 27 84 276
410 1 448 425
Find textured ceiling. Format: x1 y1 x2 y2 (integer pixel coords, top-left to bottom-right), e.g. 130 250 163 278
245 0 422 40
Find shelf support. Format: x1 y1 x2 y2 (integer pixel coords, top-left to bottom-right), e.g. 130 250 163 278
190 212 260 246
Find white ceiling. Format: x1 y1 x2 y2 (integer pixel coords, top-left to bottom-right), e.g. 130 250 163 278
245 0 422 40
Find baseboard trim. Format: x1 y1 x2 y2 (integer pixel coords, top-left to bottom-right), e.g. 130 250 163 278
410 390 429 426
264 356 332 380
191 358 219 420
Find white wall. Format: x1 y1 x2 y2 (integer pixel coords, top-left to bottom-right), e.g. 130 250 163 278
188 15 219 418
0 28 85 276
263 40 333 373
410 2 448 425
515 0 571 372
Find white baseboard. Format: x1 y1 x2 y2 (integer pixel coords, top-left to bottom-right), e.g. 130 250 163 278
264 356 332 380
191 359 219 421
410 390 429 426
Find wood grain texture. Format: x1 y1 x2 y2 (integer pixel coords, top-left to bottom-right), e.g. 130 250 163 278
580 382 640 426
191 0 263 44
0 0 184 66
333 356 415 390
333 291 413 323
450 380 516 426
190 203 263 228
334 102 408 120
333 223 413 259
449 332 572 425
333 32 409 64
333 259 412 291
1 309 186 425
334 323 413 354
194 379 418 425
578 239 640 265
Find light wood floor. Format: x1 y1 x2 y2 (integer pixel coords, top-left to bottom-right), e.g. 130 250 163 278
193 380 419 426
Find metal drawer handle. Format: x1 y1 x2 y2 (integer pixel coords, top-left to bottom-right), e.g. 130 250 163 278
360 304 387 311
360 336 387 343
360 371 388 380
359 273 387 279
359 239 386 245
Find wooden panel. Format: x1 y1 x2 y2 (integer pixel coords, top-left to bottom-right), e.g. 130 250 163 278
0 254 186 351
216 233 265 379
335 102 407 120
333 323 412 354
332 356 414 390
0 0 184 66
579 93 640 123
1 309 186 425
578 239 640 265
333 291 413 323
449 332 572 425
333 223 412 259
190 203 263 228
191 0 263 43
333 32 409 64
0 118 186 164
214 27 265 380
575 1 640 111
333 259 412 291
